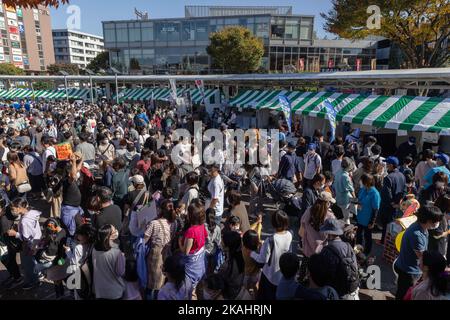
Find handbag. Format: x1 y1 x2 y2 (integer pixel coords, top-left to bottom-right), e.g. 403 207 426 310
17 181 32 193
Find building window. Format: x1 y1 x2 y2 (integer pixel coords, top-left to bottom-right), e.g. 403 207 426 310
166 22 181 42
142 22 153 41
285 19 299 40
182 21 195 41
104 28 116 42
129 22 141 42
271 18 285 40
155 22 167 41
116 23 129 42
196 20 209 41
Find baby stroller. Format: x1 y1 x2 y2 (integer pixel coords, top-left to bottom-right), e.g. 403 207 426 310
265 178 300 214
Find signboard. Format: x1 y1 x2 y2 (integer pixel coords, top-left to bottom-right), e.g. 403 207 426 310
16 8 23 18
55 143 73 160
8 26 18 34
6 12 17 20
7 19 18 27
0 54 5 61
0 47 4 53
12 48 21 55
11 41 20 48
422 132 439 144
10 34 20 41
23 58 29 65
13 62 23 69
13 55 22 62
18 24 24 33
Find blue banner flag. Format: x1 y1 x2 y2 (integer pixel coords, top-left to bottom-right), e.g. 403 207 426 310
324 100 337 143
279 95 292 133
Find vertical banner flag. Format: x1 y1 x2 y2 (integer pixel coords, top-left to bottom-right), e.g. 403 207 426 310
324 100 337 143
195 79 206 104
279 95 292 133
169 79 177 100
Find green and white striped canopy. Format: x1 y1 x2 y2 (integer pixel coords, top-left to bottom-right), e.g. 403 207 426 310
0 88 91 100
229 90 450 134
114 87 218 104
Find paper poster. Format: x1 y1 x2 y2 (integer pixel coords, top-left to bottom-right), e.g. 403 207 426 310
422 132 439 144
55 143 73 160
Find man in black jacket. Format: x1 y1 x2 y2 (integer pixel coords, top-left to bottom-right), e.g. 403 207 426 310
379 156 406 243
396 136 418 162
318 219 359 300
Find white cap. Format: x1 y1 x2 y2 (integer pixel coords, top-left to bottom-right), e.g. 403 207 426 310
129 175 145 185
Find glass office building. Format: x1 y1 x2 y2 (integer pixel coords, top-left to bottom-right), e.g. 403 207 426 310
102 6 379 74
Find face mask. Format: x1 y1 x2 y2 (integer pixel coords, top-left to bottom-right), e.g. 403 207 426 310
430 222 440 230
435 182 445 189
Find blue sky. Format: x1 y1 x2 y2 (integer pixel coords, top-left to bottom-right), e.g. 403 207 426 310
50 0 334 38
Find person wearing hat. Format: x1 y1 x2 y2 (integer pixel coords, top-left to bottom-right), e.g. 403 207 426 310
333 157 356 225
378 156 406 244
303 143 322 188
423 153 450 190
318 218 360 300
396 136 418 163
277 141 303 184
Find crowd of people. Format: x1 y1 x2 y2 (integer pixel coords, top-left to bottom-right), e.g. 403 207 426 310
0 99 448 301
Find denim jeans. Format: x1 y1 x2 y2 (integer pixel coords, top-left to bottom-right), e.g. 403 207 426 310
34 261 53 274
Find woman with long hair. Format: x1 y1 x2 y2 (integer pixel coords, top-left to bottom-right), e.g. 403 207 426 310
7 152 30 198
299 192 336 257
219 231 245 299
179 200 208 299
144 199 177 300
411 251 448 300
92 224 126 300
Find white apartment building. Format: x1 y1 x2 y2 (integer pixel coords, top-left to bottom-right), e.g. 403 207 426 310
52 29 104 69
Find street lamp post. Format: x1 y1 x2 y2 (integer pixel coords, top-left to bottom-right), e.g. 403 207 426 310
64 75 69 104
115 73 119 104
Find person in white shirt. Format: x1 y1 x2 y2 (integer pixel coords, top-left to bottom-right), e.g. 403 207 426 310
303 143 322 186
207 164 225 225
41 136 57 174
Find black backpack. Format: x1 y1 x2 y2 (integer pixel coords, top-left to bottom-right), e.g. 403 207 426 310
323 243 359 296
187 186 209 205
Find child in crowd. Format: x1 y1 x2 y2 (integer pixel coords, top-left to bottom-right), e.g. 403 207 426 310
276 253 300 300
158 255 193 300
123 259 142 300
242 229 262 297
202 273 225 300
205 208 223 274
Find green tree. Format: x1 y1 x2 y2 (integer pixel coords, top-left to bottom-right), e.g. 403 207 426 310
207 26 264 74
321 0 450 69
33 81 53 90
87 51 109 73
0 63 25 75
47 63 80 75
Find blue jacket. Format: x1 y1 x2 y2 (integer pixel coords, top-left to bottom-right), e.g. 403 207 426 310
357 187 381 227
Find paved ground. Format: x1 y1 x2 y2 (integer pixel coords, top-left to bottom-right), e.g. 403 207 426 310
0 191 397 300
